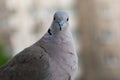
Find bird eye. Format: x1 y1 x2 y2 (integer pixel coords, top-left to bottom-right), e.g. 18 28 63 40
54 17 56 21
67 18 69 21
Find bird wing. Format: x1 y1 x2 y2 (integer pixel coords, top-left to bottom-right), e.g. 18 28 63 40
0 45 52 80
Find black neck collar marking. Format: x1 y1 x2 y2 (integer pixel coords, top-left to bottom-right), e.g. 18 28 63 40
48 29 52 35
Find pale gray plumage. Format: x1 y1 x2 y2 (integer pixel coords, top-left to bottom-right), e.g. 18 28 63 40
0 11 78 80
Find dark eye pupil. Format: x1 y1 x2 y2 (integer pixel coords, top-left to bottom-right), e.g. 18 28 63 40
67 18 69 21
54 17 55 20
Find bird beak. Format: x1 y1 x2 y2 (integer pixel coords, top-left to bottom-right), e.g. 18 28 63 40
58 21 64 31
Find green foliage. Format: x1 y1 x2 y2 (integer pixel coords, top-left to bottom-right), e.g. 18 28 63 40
0 43 11 66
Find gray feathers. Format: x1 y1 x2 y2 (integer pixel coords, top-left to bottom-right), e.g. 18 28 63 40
0 46 51 80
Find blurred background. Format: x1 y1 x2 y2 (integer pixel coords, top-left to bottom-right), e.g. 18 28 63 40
0 0 120 80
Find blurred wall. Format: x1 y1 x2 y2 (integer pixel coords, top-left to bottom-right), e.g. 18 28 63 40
0 0 13 66
77 0 120 80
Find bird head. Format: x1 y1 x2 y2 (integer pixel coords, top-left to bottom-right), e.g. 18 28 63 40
52 11 69 31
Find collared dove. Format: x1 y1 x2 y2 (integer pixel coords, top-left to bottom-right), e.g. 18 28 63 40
0 11 78 80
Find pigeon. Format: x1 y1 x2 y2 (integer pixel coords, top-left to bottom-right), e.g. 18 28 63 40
0 11 78 80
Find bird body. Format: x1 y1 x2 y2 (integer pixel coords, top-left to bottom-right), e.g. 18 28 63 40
0 11 78 80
